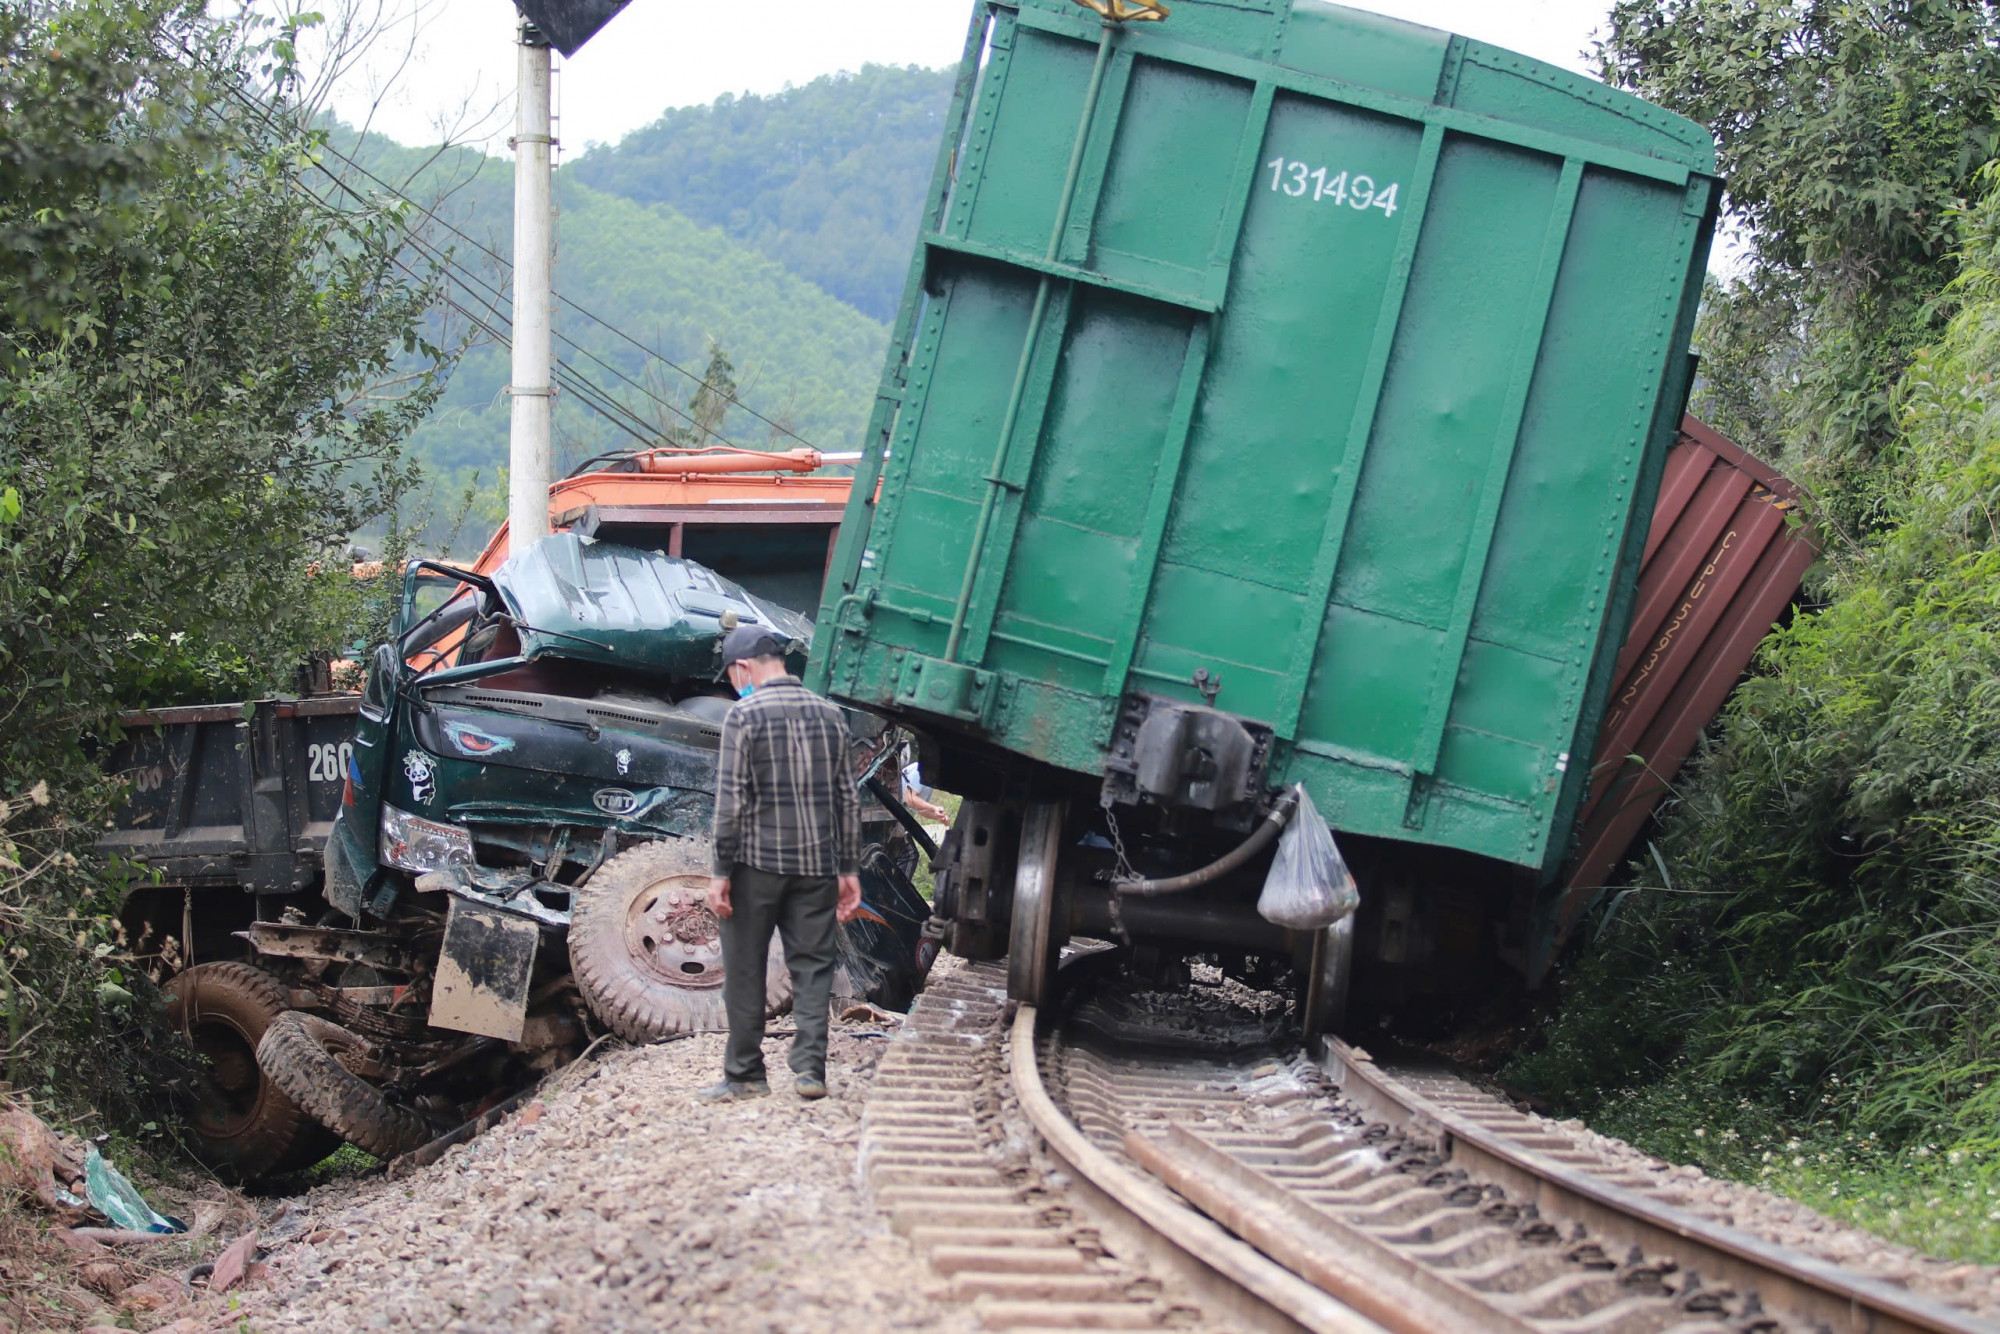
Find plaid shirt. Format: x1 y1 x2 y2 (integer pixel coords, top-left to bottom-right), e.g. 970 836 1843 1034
710 676 861 877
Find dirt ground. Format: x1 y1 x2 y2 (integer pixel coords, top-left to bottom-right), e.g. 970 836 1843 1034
95 1017 982 1334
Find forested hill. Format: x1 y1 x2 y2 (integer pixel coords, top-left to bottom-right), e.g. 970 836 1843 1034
568 65 957 322
326 119 906 526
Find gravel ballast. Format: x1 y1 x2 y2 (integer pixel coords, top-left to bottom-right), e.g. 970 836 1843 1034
136 982 2000 1334
198 1019 981 1334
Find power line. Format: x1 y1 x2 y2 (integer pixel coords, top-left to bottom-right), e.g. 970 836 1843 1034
280 158 667 451
373 218 661 449
311 144 752 453
299 117 819 450
369 174 736 447
393 224 694 444
201 70 786 455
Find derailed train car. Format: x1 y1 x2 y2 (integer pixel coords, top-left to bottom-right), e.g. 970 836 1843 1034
809 0 1725 1029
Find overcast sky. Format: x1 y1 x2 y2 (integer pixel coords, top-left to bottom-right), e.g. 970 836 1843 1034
325 0 1621 154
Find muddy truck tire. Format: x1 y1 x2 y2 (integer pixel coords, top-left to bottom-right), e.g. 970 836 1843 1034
163 962 331 1182
256 1012 435 1161
570 837 791 1042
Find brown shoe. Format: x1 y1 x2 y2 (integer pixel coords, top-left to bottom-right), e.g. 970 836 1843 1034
795 1075 829 1100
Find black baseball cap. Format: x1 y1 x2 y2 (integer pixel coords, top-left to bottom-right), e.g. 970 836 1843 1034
720 624 789 666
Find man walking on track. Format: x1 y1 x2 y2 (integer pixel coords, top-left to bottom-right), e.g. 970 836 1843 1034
701 624 862 1102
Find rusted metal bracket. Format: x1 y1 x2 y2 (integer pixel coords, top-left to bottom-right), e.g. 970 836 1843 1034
241 922 421 974
1073 0 1169 21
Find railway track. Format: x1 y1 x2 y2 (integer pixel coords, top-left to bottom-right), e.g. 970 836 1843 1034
861 963 2000 1334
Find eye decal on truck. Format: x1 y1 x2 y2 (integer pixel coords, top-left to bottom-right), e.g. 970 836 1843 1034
403 751 437 806
593 788 639 816
441 721 516 758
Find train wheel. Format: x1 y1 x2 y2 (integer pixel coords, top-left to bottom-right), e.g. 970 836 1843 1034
1300 912 1356 1042
1005 804 1066 1008
163 963 323 1183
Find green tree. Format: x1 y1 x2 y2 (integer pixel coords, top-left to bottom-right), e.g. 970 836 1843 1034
0 0 441 1116
1601 0 2000 534
0 0 216 339
1506 4 2000 1180
1513 169 2000 1154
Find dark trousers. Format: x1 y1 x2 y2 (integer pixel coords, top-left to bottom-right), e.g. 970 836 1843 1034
719 863 838 1083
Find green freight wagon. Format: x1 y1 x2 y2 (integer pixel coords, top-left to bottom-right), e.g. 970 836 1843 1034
810 0 1719 1027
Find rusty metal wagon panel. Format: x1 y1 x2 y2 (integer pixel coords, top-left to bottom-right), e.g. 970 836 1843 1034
1543 416 1820 974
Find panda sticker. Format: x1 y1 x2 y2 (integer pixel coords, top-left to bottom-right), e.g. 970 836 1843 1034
403 750 437 806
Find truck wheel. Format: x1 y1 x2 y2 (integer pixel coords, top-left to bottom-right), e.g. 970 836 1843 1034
274 1119 344 1174
569 837 791 1042
163 963 322 1182
256 1012 434 1161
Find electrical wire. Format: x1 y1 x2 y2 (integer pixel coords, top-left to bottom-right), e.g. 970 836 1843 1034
384 208 731 446
281 160 665 450
296 112 819 450
391 225 687 443
181 70 668 447
202 70 800 455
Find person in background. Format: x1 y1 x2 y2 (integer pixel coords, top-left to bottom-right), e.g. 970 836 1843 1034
700 625 862 1102
900 751 950 825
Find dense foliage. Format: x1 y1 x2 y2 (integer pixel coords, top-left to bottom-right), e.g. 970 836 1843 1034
1516 166 2000 1172
1601 0 2000 536
568 65 955 322
0 0 211 340
1510 3 2000 1239
0 0 439 1117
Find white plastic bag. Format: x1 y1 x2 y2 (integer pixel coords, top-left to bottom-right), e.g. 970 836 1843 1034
1256 785 1359 930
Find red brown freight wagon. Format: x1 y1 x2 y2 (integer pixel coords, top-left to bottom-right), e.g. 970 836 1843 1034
1539 416 1820 980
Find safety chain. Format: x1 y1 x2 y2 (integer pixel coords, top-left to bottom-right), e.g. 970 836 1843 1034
1100 800 1136 945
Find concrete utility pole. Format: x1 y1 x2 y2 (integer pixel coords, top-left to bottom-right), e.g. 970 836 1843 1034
507 21 554 549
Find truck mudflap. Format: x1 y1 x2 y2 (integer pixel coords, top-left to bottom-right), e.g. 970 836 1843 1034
415 865 570 1044
430 901 541 1043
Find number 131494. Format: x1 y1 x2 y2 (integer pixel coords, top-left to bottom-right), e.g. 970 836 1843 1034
1265 157 1400 216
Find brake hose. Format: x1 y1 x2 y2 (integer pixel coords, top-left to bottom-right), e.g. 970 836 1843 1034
1109 786 1300 897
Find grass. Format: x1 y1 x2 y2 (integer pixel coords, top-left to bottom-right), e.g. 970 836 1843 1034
293 1142 379 1185
240 1141 379 1198
1580 1069 2000 1263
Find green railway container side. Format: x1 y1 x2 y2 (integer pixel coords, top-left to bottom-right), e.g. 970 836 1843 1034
811 0 1719 1021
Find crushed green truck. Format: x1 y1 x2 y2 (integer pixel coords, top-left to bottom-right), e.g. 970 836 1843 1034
103 534 931 1178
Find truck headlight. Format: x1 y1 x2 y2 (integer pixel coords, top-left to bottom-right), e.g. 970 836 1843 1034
380 804 474 873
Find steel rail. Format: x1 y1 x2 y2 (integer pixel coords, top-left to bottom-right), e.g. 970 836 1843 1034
1018 989 2000 1334
1009 1004 1386 1334
1125 1125 1537 1334
1324 1038 2000 1334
